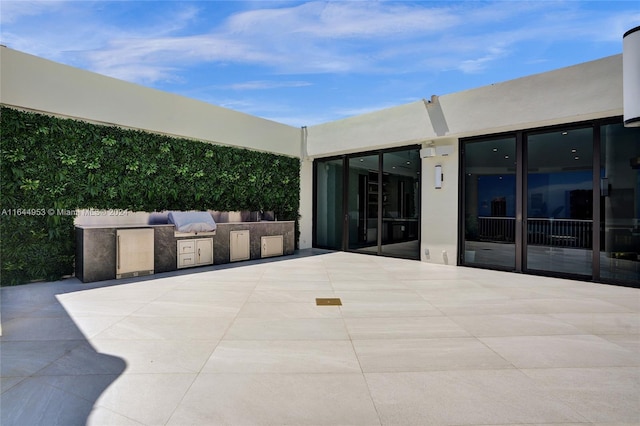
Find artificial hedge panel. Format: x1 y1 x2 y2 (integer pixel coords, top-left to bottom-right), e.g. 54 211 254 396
0 106 300 285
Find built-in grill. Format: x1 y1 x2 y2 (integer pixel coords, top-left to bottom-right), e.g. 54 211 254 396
166 211 217 236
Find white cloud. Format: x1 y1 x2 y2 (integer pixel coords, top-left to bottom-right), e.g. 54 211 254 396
224 1 460 39
458 45 509 74
224 80 312 90
0 0 68 24
1 1 635 86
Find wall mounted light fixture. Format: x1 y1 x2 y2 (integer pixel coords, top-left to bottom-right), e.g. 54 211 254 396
623 26 640 127
435 165 443 189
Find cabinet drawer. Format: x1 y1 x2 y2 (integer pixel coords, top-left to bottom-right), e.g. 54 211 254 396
177 240 196 254
178 253 196 268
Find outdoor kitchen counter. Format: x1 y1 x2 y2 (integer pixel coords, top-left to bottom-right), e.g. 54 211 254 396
75 221 295 283
213 221 295 265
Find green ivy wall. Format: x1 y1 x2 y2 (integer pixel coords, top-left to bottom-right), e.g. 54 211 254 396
0 107 300 285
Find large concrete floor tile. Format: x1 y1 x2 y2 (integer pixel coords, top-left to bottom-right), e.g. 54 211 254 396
0 316 88 341
261 271 331 281
0 280 82 308
177 279 257 291
449 313 587 337
0 340 84 377
87 406 144 426
328 271 397 281
475 274 581 289
417 287 510 302
91 339 217 373
331 280 410 291
480 335 640 368
365 370 586 425
94 315 234 340
345 316 469 339
223 318 349 340
336 290 427 303
400 279 483 290
131 300 242 317
93 373 197 425
599 334 640 353
526 298 634 314
54 300 147 317
247 289 336 303
0 376 24 393
1 301 70 321
0 376 101 426
336 290 441 318
569 283 640 299
37 341 126 376
353 338 514 372
256 280 334 291
429 298 538 315
57 283 171 303
550 313 640 335
339 301 442 318
202 340 361 373
599 296 640 312
522 367 640 424
237 302 342 318
155 288 251 303
62 315 126 339
167 373 381 425
199 266 266 281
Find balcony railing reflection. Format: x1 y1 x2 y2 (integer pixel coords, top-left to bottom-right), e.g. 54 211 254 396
477 216 515 243
528 218 592 248
474 216 592 249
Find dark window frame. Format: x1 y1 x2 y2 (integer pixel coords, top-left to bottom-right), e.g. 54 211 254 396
459 116 638 287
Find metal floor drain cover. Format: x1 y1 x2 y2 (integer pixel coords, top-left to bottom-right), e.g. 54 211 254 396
316 298 342 306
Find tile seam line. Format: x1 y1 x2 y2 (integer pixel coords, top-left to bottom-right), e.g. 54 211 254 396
335 291 384 425
164 269 265 424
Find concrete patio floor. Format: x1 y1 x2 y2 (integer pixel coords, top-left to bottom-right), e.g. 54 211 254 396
1 250 639 425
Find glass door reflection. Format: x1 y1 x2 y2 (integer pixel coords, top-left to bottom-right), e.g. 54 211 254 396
315 158 344 250
526 127 594 276
381 150 420 259
600 123 640 283
348 155 380 253
463 137 517 268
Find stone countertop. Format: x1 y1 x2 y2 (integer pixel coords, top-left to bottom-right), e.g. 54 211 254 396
75 224 175 229
75 221 294 229
216 221 295 224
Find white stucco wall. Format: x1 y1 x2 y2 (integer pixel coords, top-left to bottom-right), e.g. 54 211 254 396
298 159 314 250
439 54 623 138
306 55 622 159
0 46 301 157
305 100 435 157
420 147 459 265
305 54 623 265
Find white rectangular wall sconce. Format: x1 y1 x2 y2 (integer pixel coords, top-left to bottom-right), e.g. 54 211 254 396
435 165 443 189
420 147 436 158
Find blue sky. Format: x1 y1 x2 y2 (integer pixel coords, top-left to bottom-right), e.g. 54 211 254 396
1 1 639 127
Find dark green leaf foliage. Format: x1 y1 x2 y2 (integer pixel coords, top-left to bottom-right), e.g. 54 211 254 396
0 107 300 285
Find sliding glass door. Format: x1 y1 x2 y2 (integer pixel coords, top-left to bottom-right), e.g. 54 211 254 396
526 128 593 276
463 137 517 269
348 154 380 253
380 150 420 258
600 123 640 283
314 158 344 250
462 118 639 285
314 146 421 260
